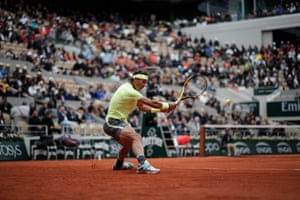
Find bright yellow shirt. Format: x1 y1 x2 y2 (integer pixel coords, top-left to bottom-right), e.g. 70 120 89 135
106 82 143 122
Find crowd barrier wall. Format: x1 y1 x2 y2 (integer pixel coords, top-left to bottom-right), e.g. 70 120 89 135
1 136 300 161
190 138 300 156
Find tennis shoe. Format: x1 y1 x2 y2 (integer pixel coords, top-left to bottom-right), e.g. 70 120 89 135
136 160 160 174
112 161 134 170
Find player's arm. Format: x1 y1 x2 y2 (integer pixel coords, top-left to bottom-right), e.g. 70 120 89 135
136 97 176 113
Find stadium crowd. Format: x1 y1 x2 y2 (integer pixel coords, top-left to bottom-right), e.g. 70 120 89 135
194 0 300 25
0 0 299 138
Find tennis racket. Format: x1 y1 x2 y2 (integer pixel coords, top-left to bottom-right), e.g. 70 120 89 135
174 74 207 105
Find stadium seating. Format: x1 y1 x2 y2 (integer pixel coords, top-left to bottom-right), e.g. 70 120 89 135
47 145 58 160
77 139 93 159
93 142 110 159
0 0 299 162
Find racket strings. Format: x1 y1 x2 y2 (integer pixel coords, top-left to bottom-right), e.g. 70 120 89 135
182 76 207 100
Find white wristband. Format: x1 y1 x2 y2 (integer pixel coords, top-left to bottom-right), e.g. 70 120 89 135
161 102 169 109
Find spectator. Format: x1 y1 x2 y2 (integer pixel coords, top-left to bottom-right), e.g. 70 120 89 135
66 105 79 122
82 107 95 124
38 101 49 117
146 75 161 99
41 110 61 135
93 84 105 100
28 102 38 116
57 105 78 133
28 109 43 136
0 77 10 97
199 108 209 125
0 110 7 135
0 63 8 78
0 96 12 114
221 129 237 157
187 116 201 136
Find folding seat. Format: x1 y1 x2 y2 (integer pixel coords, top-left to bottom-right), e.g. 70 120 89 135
92 142 110 159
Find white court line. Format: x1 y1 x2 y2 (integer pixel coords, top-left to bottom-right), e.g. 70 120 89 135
199 168 300 171
170 167 300 171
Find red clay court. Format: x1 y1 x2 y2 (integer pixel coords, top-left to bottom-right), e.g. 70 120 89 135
1 154 300 200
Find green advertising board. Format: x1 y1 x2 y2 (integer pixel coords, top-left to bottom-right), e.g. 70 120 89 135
267 101 300 117
254 87 278 95
0 140 29 161
200 139 223 155
140 113 168 157
191 138 300 156
234 139 300 154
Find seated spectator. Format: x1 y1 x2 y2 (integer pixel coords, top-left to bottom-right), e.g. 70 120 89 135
0 110 7 135
187 116 201 136
93 84 105 100
41 110 61 135
66 105 78 122
221 129 237 156
0 77 10 97
57 105 78 133
38 101 49 117
78 87 91 101
146 75 161 99
0 63 8 78
74 108 85 124
32 87 45 102
0 96 12 114
28 109 43 136
82 107 95 124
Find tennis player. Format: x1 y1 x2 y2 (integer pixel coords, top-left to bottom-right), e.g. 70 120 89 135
103 70 176 174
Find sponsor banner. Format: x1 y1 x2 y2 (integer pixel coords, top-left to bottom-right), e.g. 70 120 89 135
141 126 167 158
231 140 300 155
193 139 300 156
140 113 168 158
254 87 277 95
205 139 222 155
3 137 299 161
0 140 29 161
88 139 300 157
248 140 297 154
234 140 300 155
255 141 273 154
276 141 293 153
235 141 252 155
267 100 300 117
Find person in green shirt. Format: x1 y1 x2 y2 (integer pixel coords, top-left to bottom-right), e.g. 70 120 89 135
103 70 176 174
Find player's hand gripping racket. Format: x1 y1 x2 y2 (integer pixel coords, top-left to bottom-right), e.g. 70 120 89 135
174 74 207 105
